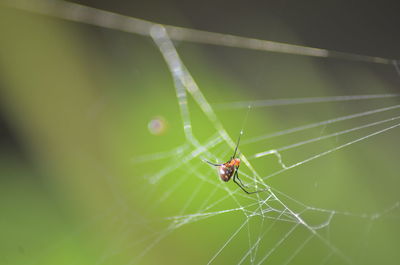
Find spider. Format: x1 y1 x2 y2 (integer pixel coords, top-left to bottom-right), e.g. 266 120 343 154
203 133 266 194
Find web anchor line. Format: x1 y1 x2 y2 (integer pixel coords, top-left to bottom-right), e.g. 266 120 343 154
6 0 400 65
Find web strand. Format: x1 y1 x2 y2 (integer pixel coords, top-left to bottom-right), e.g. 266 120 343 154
261 122 400 181
243 104 400 145
215 94 400 110
6 0 399 65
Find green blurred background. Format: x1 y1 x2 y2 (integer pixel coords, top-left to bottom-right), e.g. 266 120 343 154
0 1 399 264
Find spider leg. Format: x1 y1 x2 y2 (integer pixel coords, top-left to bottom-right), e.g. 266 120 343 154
233 168 269 195
232 132 242 158
202 159 223 166
234 166 247 187
232 171 251 194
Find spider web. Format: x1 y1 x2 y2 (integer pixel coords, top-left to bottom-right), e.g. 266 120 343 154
6 1 400 265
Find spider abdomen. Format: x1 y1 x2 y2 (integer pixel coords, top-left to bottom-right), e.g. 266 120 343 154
219 165 235 182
